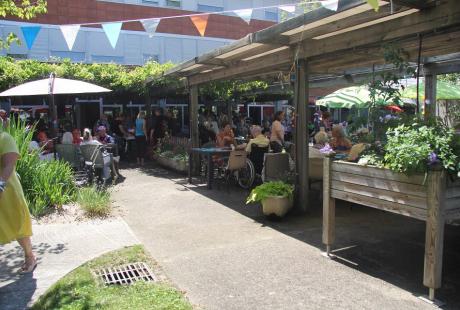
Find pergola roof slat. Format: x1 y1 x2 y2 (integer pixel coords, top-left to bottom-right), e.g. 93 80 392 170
165 0 460 87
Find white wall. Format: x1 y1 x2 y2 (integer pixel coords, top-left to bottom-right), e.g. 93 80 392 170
0 20 233 65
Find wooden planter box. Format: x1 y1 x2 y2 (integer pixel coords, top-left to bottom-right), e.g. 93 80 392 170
153 154 188 173
322 157 460 301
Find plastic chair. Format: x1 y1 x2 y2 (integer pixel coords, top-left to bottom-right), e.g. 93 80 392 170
55 144 81 169
263 153 290 182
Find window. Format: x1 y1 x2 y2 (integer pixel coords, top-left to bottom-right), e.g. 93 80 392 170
6 53 27 59
50 51 86 62
166 0 181 8
91 55 124 64
143 54 159 63
142 0 159 5
197 4 223 12
264 10 278 22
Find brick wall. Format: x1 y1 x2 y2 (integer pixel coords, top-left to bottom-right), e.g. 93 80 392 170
6 0 275 40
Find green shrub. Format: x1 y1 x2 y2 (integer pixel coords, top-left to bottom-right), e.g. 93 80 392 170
246 181 294 204
77 187 111 217
4 120 76 217
384 119 459 174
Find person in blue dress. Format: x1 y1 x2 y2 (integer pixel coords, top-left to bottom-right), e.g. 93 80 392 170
135 111 148 166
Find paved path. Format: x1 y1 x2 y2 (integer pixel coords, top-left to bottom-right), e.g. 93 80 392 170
0 219 139 310
114 166 460 310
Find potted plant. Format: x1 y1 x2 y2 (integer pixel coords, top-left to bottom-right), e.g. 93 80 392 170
246 181 294 217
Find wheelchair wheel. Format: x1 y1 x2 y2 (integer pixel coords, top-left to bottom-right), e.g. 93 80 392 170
237 159 255 189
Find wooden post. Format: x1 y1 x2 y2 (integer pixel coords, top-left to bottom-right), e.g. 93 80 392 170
423 68 437 119
322 154 335 256
423 168 446 301
189 82 200 174
294 58 309 212
227 100 233 127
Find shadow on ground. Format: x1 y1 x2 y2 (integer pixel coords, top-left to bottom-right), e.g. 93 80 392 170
0 242 68 310
133 163 460 309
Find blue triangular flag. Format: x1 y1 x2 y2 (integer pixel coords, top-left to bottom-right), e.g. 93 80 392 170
20 26 41 49
102 22 122 48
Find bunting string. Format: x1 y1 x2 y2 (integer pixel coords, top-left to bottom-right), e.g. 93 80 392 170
14 0 339 50
64 0 334 26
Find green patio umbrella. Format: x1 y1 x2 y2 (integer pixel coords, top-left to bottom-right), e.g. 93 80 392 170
401 80 460 100
315 85 387 109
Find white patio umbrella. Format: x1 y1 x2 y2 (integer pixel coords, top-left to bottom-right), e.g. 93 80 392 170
0 74 111 136
0 76 111 97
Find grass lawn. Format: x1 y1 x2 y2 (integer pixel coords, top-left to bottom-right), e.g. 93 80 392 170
32 245 193 310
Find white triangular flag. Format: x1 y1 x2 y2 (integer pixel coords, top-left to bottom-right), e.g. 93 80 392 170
102 22 122 49
322 0 339 11
141 19 160 38
60 25 80 50
235 9 253 24
279 5 296 13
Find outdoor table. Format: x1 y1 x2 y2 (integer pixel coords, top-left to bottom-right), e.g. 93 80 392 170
189 147 232 189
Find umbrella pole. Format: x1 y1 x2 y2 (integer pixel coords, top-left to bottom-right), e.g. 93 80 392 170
48 73 58 137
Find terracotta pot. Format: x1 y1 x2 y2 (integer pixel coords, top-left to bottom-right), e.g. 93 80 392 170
261 196 293 217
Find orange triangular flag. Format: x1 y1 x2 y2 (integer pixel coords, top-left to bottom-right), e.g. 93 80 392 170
190 15 209 37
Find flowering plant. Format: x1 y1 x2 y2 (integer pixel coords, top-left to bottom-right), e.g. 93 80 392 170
383 119 459 174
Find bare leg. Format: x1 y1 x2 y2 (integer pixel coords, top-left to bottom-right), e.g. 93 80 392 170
17 237 36 272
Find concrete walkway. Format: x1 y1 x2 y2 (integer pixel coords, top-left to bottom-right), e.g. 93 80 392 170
114 165 460 310
0 219 139 310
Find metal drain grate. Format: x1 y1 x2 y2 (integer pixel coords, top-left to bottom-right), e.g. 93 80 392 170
94 262 157 285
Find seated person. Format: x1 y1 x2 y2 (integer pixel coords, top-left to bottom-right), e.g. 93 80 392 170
72 128 82 145
245 125 269 153
61 131 73 144
81 128 115 180
310 130 329 158
37 131 54 154
95 126 115 145
330 125 352 152
216 122 235 148
81 128 99 145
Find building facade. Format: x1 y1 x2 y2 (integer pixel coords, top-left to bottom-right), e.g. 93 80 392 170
0 0 291 65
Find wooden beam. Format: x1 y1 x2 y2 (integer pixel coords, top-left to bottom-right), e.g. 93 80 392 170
294 59 309 213
189 83 200 172
424 70 437 118
322 155 336 255
188 48 293 86
423 168 446 301
424 62 460 74
301 0 460 60
289 3 399 44
254 0 372 43
392 0 439 9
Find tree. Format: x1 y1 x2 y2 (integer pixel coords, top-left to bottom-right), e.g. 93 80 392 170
0 0 47 49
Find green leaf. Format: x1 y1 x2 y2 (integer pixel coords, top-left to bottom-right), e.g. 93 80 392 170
367 0 380 12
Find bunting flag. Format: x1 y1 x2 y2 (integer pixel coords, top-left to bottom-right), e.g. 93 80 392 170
102 22 122 48
235 9 253 24
322 0 339 11
190 15 210 37
141 19 160 38
20 26 41 49
279 5 296 13
60 25 80 50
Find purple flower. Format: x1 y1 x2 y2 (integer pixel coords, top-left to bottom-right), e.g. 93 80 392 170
320 143 333 154
428 152 440 165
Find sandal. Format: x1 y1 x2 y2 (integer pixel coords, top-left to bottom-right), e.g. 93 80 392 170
21 256 37 273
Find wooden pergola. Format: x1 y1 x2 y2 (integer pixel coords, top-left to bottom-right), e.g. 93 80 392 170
166 0 460 214
164 0 460 301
